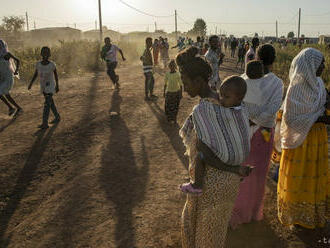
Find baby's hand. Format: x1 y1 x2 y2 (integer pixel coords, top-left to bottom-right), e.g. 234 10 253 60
238 165 254 177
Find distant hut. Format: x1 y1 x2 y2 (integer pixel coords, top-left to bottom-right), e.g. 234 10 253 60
26 27 82 46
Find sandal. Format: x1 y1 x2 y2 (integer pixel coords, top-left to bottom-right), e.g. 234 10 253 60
179 183 202 195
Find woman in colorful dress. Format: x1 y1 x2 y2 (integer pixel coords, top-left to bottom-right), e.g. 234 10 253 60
278 48 330 229
177 47 252 248
230 44 283 228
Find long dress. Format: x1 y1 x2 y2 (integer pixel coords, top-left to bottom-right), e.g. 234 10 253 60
230 128 274 228
278 122 329 228
230 72 283 228
181 133 241 248
0 58 14 95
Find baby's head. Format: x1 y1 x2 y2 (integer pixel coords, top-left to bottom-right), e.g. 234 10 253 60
219 76 247 108
41 46 51 60
246 60 264 79
168 59 177 72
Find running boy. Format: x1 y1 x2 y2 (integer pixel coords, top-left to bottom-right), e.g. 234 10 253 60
101 37 126 90
163 60 183 124
28 47 60 129
180 76 253 194
140 37 155 101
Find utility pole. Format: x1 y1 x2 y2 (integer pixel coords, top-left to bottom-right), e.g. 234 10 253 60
155 22 157 32
175 10 178 40
25 11 29 31
74 23 77 29
276 21 278 40
98 0 103 42
215 26 218 35
95 20 97 30
298 8 301 40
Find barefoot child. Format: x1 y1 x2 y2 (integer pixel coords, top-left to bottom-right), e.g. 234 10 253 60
242 60 272 141
140 37 155 101
101 37 126 90
28 46 60 129
163 60 182 124
180 75 253 194
0 39 22 116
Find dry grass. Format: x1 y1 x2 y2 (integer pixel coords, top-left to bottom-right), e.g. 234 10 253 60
272 44 330 88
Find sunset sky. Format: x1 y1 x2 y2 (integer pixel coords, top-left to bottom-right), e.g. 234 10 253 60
1 0 330 37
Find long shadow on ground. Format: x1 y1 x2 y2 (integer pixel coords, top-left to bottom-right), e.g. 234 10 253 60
147 101 188 170
44 72 102 247
0 72 102 247
100 89 149 248
0 124 58 247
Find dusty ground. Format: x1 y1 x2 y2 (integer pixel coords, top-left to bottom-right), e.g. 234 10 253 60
0 54 329 248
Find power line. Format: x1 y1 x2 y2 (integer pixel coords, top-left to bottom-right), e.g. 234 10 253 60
304 11 330 16
118 0 174 18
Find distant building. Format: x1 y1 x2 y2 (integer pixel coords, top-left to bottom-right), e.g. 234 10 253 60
25 27 82 46
319 35 330 45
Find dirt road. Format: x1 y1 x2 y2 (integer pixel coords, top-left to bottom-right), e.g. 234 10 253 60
0 56 328 248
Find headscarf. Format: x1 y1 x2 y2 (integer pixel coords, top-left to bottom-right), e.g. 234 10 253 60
0 39 8 57
281 48 326 149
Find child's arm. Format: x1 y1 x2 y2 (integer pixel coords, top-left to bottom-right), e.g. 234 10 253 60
100 46 106 61
196 139 253 177
118 48 126 61
7 52 20 75
28 69 38 90
54 68 59 93
140 50 145 62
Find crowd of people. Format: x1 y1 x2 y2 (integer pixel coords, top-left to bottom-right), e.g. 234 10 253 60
0 32 329 248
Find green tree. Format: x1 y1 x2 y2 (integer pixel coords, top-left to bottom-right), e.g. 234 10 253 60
192 18 207 36
287 31 295 39
1 16 25 32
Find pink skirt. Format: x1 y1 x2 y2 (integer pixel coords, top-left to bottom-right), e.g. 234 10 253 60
230 127 274 229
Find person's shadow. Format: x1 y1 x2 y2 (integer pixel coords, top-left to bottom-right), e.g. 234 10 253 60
0 124 58 247
100 89 149 248
147 101 188 170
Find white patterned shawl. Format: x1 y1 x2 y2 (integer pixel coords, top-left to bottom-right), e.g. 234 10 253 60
242 73 283 128
180 99 250 165
281 48 326 149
